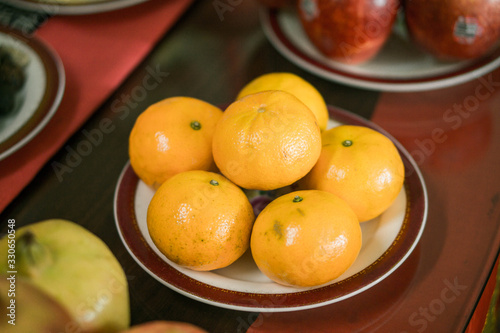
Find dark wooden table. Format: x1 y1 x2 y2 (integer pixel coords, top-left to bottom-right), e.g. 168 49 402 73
2 2 500 332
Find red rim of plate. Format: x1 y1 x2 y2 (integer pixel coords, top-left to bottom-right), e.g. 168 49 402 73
261 8 500 92
0 26 65 160
113 105 428 312
1 0 149 15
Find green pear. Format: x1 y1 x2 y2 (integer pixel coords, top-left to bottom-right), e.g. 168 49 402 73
0 219 130 332
0 276 73 333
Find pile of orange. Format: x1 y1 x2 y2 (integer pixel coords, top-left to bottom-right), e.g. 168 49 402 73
128 72 405 287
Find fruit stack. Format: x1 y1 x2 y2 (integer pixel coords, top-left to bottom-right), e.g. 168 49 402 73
129 72 405 288
263 0 500 63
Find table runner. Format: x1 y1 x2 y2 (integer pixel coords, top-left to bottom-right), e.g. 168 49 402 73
0 0 193 212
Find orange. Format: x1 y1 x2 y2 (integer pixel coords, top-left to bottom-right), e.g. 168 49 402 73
300 125 405 222
212 90 321 191
250 190 361 287
147 170 255 271
236 72 329 131
129 97 223 188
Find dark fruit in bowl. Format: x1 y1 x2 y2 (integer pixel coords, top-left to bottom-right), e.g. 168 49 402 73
404 0 500 61
297 0 400 64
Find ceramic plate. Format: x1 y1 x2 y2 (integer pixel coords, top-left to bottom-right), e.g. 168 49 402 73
2 0 149 15
114 106 428 312
261 8 500 92
0 27 64 161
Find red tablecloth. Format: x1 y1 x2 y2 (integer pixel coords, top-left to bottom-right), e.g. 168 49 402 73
0 0 193 212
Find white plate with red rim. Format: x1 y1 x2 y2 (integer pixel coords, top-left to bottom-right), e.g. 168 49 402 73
2 0 149 15
260 8 500 92
0 26 65 160
114 105 428 312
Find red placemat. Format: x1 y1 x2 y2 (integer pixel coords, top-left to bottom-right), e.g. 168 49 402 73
0 0 193 213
